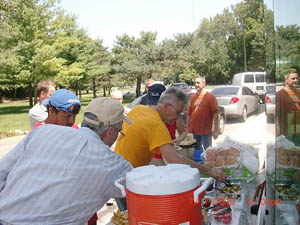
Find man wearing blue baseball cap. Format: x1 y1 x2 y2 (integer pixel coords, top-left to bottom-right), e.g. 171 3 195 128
0 97 132 224
31 89 81 129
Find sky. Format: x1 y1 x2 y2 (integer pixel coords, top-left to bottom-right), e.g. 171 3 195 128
59 0 242 48
265 0 300 27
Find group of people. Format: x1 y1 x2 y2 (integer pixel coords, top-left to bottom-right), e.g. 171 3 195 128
0 75 226 224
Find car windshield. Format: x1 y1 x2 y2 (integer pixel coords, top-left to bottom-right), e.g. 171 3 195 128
211 87 239 95
266 85 276 94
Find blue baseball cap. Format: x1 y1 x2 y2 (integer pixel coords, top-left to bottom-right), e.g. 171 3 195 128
42 89 81 113
146 84 166 105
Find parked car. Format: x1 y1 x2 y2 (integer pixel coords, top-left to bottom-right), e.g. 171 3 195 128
170 83 191 94
123 90 136 100
232 71 266 103
265 84 276 123
211 86 260 122
128 94 226 134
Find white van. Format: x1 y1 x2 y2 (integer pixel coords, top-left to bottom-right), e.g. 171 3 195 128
232 71 266 103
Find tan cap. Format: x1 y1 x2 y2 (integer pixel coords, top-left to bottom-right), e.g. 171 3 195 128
84 97 132 126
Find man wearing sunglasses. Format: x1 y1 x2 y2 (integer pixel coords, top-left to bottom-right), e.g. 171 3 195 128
31 89 81 130
31 89 98 224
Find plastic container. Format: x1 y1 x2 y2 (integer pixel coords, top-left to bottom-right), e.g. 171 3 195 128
209 200 232 225
194 149 206 162
115 164 215 225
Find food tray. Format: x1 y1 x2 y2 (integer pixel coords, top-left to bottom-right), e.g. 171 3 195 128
214 182 241 201
275 184 300 202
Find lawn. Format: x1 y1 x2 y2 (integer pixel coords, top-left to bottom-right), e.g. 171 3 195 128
0 92 134 139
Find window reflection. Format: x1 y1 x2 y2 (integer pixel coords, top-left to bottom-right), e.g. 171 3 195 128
265 0 300 224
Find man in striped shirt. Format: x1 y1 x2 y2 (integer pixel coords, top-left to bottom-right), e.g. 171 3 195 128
0 98 132 225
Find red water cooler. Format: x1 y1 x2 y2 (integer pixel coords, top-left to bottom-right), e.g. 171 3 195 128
115 164 215 225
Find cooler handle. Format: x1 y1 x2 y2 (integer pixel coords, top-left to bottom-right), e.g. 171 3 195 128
114 177 126 197
193 178 215 203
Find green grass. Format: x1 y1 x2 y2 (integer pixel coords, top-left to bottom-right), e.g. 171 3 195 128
0 92 135 139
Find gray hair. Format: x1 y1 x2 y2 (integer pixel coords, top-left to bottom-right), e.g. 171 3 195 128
158 87 187 106
285 71 298 80
195 75 206 84
81 112 122 135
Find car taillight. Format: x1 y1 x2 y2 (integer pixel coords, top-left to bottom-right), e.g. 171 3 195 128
266 96 272 103
229 97 239 104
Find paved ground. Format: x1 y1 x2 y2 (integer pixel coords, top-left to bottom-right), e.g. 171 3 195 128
0 135 25 158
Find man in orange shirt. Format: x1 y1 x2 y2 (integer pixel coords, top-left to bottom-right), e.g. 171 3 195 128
187 75 219 150
276 71 300 138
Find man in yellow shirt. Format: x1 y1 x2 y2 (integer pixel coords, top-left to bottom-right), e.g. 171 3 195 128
114 87 226 210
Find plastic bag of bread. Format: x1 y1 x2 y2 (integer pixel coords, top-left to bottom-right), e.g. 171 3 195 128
112 210 129 225
275 135 300 169
205 146 241 169
205 136 259 173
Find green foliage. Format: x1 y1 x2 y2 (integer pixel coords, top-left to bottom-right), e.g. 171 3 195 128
1 0 299 100
275 25 300 80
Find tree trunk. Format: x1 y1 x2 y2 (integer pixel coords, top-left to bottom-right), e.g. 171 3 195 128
29 83 33 107
75 81 79 96
92 77 97 98
79 88 82 99
136 76 142 97
34 87 37 105
0 89 3 103
13 89 17 99
103 86 106 97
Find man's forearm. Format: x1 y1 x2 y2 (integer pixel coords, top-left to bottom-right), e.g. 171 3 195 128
162 149 217 178
212 114 219 132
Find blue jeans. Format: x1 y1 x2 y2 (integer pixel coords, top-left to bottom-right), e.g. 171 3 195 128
193 134 212 150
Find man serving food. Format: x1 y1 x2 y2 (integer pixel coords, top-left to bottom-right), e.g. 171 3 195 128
114 87 227 210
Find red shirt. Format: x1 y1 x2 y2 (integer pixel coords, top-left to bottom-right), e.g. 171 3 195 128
187 92 218 136
276 88 300 136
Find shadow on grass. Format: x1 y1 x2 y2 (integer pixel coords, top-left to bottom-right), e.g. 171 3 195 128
0 105 29 115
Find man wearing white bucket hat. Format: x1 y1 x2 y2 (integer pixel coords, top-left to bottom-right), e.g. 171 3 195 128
0 98 132 225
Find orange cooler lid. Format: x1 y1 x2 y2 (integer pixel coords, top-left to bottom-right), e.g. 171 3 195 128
126 164 200 195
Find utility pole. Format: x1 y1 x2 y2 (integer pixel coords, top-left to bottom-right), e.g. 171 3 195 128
243 26 247 72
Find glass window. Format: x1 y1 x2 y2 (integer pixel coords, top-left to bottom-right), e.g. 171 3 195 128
255 74 265 82
244 74 254 83
211 87 239 95
266 85 276 93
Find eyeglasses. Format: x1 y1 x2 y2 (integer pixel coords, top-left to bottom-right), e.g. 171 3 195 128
168 104 184 116
115 126 125 137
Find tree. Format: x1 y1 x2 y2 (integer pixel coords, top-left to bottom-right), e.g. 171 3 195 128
275 25 300 80
111 32 158 96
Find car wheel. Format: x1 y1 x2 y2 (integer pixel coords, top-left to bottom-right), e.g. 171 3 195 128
256 102 260 114
241 106 247 122
219 114 225 134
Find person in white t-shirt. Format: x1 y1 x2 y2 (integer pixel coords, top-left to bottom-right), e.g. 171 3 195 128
28 80 56 128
